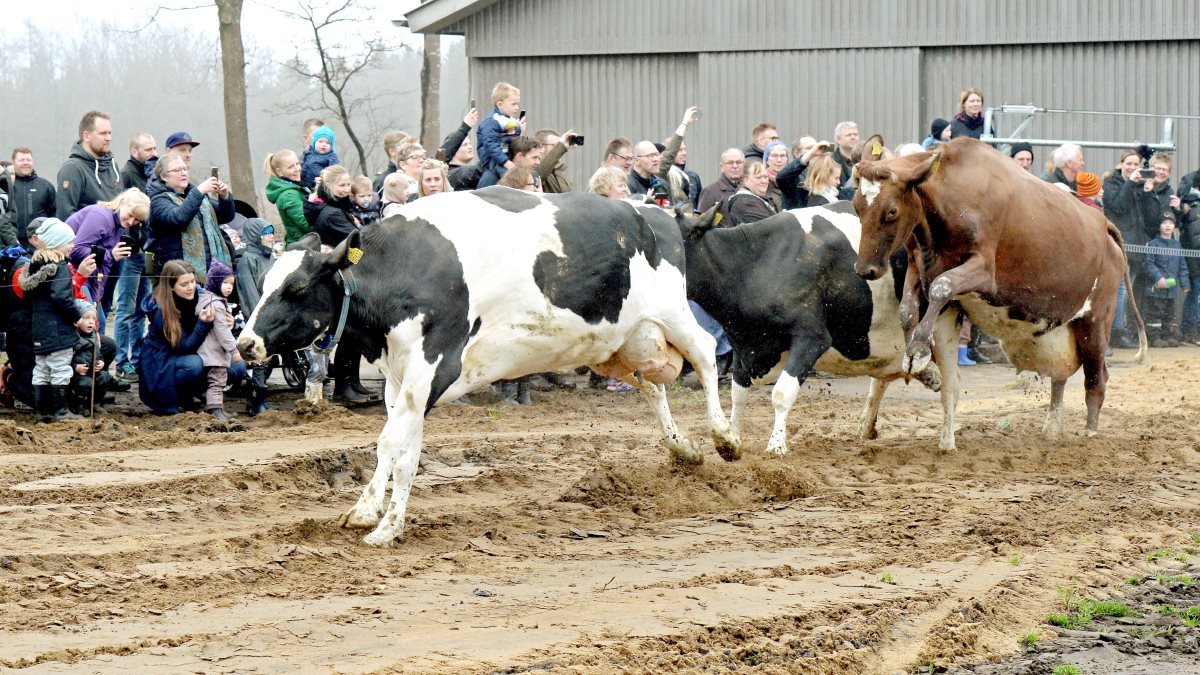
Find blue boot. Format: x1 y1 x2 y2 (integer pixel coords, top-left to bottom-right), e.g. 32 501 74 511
957 345 977 366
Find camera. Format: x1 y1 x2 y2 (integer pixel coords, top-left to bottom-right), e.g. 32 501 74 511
652 184 671 208
568 135 585 147
210 167 220 181
1139 167 1156 180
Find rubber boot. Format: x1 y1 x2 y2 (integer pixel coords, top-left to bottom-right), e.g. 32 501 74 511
957 345 977 366
1166 323 1181 348
516 378 533 406
334 377 368 403
33 385 52 424
248 385 269 416
51 386 82 422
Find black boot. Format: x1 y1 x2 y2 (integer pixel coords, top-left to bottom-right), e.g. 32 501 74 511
33 385 52 424
248 385 269 416
516 378 533 406
333 378 368 403
51 386 82 422
208 407 235 421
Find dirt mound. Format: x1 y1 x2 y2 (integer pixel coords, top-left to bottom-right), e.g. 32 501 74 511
0 419 40 449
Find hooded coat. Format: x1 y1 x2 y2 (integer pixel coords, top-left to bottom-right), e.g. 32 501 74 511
26 249 82 355
303 185 359 247
265 175 312 245
7 171 56 248
66 204 122 301
235 218 274 316
55 141 121 220
145 176 234 281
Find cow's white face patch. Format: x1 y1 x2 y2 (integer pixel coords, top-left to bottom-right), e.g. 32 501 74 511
242 249 308 338
859 178 882 206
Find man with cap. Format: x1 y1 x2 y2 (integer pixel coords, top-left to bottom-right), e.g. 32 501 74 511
1010 142 1035 173
56 110 121 220
164 132 200 168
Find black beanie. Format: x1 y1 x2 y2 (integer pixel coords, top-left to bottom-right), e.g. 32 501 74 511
930 118 951 138
1009 141 1034 159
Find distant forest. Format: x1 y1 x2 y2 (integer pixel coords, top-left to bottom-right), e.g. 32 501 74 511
0 21 467 198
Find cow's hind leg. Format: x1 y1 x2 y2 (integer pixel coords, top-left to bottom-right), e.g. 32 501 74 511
859 377 891 441
730 378 751 445
362 364 437 547
766 335 830 455
660 313 739 459
637 382 702 464
1077 321 1109 436
932 308 961 452
1041 378 1067 441
341 376 403 529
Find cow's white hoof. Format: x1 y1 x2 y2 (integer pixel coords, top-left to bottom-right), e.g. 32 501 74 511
938 436 957 452
765 443 790 456
362 529 401 548
670 438 704 465
340 504 383 530
1085 428 1098 438
860 420 879 440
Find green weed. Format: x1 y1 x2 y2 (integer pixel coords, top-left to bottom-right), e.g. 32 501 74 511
880 572 896 585
1052 666 1081 675
1126 575 1141 585
1147 548 1178 563
1009 554 1023 565
485 408 505 420
1159 604 1200 628
1020 630 1039 648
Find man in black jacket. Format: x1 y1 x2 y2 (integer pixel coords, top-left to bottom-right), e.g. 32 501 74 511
6 147 56 249
55 110 121 220
120 133 156 192
830 121 859 187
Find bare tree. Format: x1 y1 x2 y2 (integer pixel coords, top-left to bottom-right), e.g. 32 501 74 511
419 31 440 150
214 0 256 210
277 0 396 175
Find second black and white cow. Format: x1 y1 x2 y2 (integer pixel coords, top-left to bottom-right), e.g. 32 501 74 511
680 200 961 454
238 187 739 547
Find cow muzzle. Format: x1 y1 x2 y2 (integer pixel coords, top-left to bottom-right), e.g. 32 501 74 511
237 336 267 363
854 260 884 280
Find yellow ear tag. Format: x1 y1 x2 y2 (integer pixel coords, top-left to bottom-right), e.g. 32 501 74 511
713 212 723 227
931 153 941 175
871 141 883 159
347 247 364 264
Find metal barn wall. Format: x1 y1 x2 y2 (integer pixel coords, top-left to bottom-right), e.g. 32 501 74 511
452 0 1200 58
470 55 699 191
695 49 921 172
922 40 1200 177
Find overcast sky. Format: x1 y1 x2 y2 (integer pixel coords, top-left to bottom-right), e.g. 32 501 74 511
8 0 424 55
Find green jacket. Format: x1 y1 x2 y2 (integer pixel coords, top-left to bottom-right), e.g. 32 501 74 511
537 142 573 194
266 175 312 244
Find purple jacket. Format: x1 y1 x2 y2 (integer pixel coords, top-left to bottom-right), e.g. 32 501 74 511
66 203 122 302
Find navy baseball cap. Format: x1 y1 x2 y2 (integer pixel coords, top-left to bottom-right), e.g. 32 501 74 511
165 131 200 149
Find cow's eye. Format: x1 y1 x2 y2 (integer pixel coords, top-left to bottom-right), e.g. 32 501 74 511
886 207 899 221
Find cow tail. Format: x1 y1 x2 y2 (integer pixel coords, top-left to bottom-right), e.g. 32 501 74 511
1107 220 1148 363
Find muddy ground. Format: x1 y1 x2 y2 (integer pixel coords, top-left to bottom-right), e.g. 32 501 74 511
1 346 1199 674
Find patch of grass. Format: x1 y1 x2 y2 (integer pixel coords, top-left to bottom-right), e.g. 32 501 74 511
1156 572 1195 587
1147 548 1179 563
741 650 760 666
880 572 896 585
1052 666 1081 675
1009 554 1023 565
485 408 505 420
1175 551 1190 563
1192 532 1200 545
1159 604 1200 628
1020 630 1039 648
1126 575 1141 585
1047 589 1135 629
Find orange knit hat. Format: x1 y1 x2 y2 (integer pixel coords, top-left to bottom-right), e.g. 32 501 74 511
1076 172 1101 198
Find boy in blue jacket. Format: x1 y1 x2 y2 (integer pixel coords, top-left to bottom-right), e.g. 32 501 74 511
1146 212 1190 347
301 126 340 188
476 82 524 188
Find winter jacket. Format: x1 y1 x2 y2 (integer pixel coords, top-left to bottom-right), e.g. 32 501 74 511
1144 180 1174 222
725 188 779 227
698 174 739 213
1177 172 1200 276
1146 236 1190 299
741 143 765 164
197 293 236 368
658 133 701 209
439 121 473 166
303 188 360 247
353 201 380 228
26 250 82 355
66 204 122 302
120 158 149 192
627 169 667 200
300 148 341 189
146 176 235 273
476 107 522 176
950 112 986 141
538 142 573 194
1104 172 1170 272
7 172 56 248
1046 167 1077 192
831 146 855 187
235 218 274 316
449 162 483 192
55 141 121 220
265 175 312 245
775 156 810 210
372 162 398 197
138 292 211 414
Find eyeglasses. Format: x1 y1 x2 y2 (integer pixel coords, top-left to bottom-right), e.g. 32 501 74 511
524 182 536 188
636 152 661 160
166 167 188 175
612 154 633 163
405 154 428 163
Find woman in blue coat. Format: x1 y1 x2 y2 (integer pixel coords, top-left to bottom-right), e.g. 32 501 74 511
138 260 245 414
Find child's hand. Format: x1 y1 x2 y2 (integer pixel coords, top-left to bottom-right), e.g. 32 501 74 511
77 254 98 278
1156 277 1169 290
199 304 216 323
95 359 105 371
75 364 89 376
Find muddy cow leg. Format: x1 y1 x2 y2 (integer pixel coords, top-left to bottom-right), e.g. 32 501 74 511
765 333 832 456
1076 319 1109 437
931 307 962 452
729 379 751 449
906 256 993 375
637 381 702 464
341 376 403 529
1041 378 1068 440
659 312 738 459
859 377 891 441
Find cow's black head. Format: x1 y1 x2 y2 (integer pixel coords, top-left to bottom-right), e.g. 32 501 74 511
238 230 360 362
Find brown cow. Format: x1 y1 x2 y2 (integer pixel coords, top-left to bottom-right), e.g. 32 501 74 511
852 137 1146 443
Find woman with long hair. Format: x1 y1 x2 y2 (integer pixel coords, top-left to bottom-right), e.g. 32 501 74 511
264 149 312 245
803 154 842 206
138 260 245 415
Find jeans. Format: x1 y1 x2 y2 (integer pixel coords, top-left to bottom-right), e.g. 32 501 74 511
689 301 732 356
113 255 152 371
1182 274 1200 329
1112 272 1129 332
175 355 247 395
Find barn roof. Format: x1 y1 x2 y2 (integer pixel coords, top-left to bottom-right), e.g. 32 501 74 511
404 0 500 34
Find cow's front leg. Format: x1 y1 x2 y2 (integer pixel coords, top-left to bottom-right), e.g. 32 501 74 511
1041 378 1067 441
363 370 434 547
636 381 703 464
859 377 891 441
766 334 831 455
931 307 961 452
341 376 403 529
906 256 993 375
661 311 738 460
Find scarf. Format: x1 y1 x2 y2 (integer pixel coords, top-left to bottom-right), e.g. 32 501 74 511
168 189 231 284
175 291 200 337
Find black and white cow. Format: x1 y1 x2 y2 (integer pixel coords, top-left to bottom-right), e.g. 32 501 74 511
238 187 739 547
679 200 961 454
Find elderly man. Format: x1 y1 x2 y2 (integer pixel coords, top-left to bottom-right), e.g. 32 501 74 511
790 136 817 160
698 148 745 212
627 141 668 198
830 121 859 186
56 110 121 219
533 128 580 194
1047 143 1084 190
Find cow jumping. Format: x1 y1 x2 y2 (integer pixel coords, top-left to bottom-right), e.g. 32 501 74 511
679 200 957 453
852 137 1146 442
238 188 738 547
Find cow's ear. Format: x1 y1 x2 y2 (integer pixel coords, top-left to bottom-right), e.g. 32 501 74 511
326 229 363 271
903 153 938 188
287 232 322 253
683 204 720 240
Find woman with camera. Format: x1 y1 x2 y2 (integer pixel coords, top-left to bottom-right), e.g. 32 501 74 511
145 150 235 286
66 188 150 329
1103 149 1163 348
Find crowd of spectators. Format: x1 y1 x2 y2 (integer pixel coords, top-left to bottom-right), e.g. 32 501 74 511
0 84 1197 420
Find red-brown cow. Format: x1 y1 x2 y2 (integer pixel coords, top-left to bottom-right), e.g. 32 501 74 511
852 137 1145 442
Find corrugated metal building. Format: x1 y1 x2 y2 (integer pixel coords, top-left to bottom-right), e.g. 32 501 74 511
407 0 1200 190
